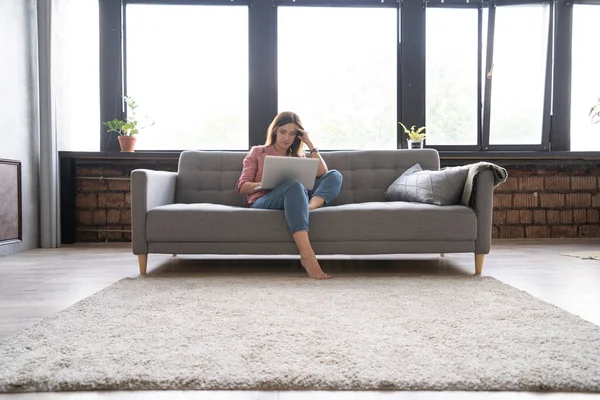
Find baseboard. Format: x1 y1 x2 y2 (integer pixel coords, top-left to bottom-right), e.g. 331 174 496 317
0 239 23 257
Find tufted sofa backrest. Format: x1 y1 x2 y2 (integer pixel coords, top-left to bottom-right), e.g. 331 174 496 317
175 149 440 206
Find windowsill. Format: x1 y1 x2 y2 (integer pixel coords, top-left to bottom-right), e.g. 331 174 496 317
59 151 184 160
58 150 600 163
437 151 600 161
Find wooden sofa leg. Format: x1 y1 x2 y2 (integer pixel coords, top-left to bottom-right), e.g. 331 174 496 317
475 254 484 275
138 255 148 275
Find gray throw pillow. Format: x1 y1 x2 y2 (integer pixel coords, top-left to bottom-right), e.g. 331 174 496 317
385 163 470 206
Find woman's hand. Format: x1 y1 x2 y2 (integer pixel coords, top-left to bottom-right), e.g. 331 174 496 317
239 181 263 195
296 127 314 150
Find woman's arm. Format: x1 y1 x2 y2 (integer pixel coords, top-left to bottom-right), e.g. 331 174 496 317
236 147 261 193
239 181 262 195
298 129 327 177
309 148 327 178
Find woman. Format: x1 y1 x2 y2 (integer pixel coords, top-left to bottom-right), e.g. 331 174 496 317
236 111 343 280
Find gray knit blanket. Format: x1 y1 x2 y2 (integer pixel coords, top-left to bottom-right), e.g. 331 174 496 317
459 162 508 207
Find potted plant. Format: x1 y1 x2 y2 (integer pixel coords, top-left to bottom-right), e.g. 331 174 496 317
590 97 600 125
103 96 153 152
398 122 426 149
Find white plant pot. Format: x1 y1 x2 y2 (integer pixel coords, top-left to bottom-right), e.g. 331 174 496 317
407 139 424 149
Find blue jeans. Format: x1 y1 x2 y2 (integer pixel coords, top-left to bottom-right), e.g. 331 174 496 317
250 169 343 233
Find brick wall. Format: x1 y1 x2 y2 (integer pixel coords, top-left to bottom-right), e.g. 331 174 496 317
72 160 600 242
75 160 177 242
493 165 600 239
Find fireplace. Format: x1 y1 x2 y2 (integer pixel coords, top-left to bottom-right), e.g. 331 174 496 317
0 159 22 243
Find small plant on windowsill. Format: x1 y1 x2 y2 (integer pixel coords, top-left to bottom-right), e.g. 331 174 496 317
103 96 154 152
398 122 426 149
590 97 600 125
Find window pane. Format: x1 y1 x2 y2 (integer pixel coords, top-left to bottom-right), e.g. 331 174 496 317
278 7 397 150
571 5 600 151
489 5 549 145
126 5 248 150
55 0 99 151
426 8 479 145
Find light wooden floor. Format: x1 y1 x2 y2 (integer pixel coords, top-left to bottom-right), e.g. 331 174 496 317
1 239 600 399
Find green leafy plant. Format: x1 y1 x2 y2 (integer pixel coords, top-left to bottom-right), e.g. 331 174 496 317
398 122 426 141
590 97 600 125
103 96 153 136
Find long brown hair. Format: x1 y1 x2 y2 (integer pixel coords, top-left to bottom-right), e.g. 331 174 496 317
264 111 304 157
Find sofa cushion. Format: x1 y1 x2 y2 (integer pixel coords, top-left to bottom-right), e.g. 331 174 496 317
146 202 476 243
385 163 469 206
308 202 476 242
146 204 292 243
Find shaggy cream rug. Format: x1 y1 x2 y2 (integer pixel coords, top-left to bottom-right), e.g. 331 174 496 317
1 275 600 393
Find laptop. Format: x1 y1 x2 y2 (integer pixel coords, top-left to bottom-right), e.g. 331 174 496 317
257 156 320 190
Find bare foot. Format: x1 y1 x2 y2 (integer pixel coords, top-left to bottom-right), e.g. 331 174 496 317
300 255 332 280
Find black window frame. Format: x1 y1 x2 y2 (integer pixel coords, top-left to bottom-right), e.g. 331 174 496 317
424 0 554 152
559 0 600 152
483 0 554 152
273 0 402 150
100 0 252 152
98 0 594 154
422 0 485 152
102 0 404 152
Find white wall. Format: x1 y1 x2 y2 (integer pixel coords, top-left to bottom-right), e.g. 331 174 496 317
0 0 40 256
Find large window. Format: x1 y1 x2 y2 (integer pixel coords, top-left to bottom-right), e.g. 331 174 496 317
570 4 600 151
125 4 249 150
488 4 550 145
426 8 480 146
277 6 397 149
97 0 596 153
426 3 551 150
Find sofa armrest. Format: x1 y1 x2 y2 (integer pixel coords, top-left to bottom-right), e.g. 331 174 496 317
473 169 494 254
131 169 177 254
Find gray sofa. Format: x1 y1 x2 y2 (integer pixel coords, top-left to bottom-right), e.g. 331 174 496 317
131 149 494 275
